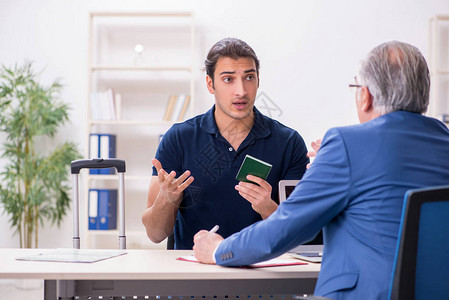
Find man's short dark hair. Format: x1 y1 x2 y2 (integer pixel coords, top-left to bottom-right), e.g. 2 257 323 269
205 38 260 83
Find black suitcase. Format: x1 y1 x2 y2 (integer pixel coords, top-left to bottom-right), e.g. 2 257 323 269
70 158 126 249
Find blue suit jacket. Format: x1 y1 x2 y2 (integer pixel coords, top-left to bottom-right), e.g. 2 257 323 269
215 111 449 300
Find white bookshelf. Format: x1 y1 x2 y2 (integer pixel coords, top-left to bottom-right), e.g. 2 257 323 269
428 15 449 121
91 66 192 71
83 11 195 249
88 120 175 126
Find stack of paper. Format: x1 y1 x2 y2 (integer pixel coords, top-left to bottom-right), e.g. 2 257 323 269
16 248 127 263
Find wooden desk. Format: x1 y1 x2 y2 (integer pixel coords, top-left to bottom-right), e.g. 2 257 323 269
0 249 320 299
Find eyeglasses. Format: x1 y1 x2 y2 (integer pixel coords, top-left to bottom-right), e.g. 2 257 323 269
348 76 363 93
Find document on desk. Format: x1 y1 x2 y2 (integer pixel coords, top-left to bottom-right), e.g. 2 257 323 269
177 255 307 268
16 248 127 263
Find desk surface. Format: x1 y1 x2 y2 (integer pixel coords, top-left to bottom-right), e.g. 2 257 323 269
0 249 320 281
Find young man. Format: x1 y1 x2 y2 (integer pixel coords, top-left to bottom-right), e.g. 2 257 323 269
142 38 309 249
192 41 449 299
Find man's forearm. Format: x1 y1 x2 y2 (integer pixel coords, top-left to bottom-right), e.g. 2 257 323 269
142 193 180 243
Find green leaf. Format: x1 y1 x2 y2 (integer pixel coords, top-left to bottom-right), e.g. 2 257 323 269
0 61 82 248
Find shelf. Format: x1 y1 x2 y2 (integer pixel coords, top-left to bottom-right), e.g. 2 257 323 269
85 11 194 250
434 15 449 21
429 15 449 118
90 11 193 18
87 174 151 181
85 229 167 249
431 71 449 75
87 229 145 236
88 120 175 126
90 65 192 72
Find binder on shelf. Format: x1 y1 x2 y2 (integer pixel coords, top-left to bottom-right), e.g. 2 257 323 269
88 189 118 230
177 94 190 122
99 134 117 174
98 189 117 230
171 94 186 122
88 134 117 175
163 94 177 121
89 134 100 174
88 190 98 230
115 93 122 120
163 94 191 122
90 91 105 120
106 88 117 121
89 89 118 120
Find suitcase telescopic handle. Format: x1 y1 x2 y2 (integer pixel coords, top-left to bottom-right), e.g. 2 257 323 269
71 158 126 174
70 158 126 250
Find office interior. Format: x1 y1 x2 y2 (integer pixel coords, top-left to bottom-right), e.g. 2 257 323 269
3 0 449 248
1 0 449 297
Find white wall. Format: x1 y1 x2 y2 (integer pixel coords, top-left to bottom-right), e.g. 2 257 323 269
1 0 449 248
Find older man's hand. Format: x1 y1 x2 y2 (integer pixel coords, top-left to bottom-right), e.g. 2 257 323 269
306 138 322 169
193 230 224 264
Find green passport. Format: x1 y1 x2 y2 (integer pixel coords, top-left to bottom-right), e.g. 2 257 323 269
236 155 272 183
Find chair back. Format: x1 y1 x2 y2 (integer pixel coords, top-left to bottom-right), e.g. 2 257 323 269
388 185 449 300
167 232 175 250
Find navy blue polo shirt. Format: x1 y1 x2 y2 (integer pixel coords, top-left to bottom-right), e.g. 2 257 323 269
153 106 309 249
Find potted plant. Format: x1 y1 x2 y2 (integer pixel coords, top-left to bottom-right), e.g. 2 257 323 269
0 62 81 248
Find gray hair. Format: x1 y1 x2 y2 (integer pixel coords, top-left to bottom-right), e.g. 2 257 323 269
358 41 430 115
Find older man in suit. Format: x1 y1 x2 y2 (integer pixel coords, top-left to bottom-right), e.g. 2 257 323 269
192 41 449 300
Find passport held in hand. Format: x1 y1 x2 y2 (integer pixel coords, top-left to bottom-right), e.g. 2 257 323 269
236 155 272 184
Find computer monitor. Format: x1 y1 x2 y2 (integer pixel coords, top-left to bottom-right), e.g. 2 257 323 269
278 180 301 202
278 180 323 245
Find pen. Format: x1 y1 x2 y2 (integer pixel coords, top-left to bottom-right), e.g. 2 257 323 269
209 225 219 233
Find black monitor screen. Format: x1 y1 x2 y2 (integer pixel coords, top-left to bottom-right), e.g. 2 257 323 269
285 184 323 245
285 186 296 198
